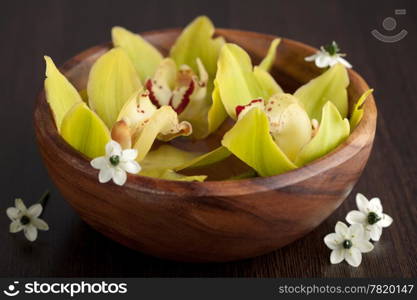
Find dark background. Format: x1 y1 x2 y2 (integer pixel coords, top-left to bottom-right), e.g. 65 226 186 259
0 0 416 277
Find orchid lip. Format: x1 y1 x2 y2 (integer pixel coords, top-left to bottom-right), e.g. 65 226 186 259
171 80 194 114
145 79 160 107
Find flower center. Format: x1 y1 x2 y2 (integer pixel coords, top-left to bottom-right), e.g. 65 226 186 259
342 239 352 249
109 155 120 166
367 212 381 225
20 215 31 225
324 41 340 56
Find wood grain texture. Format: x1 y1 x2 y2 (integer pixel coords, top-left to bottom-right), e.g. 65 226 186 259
1 0 416 276
34 29 376 262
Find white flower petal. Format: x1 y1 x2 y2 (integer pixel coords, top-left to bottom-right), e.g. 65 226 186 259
106 140 122 157
6 207 20 220
348 223 365 239
98 168 113 183
24 225 38 242
31 217 49 231
335 221 349 236
330 249 344 264
327 57 340 67
28 204 43 218
363 228 371 241
15 198 27 212
112 168 127 186
305 53 318 62
91 157 108 169
324 233 343 250
380 213 393 228
316 54 332 68
369 198 383 214
9 221 23 233
121 149 138 161
355 240 374 253
356 193 369 213
346 210 367 225
120 161 141 174
369 225 382 241
344 248 362 267
337 57 352 68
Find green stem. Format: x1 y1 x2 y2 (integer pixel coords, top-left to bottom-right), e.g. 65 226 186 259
38 190 50 208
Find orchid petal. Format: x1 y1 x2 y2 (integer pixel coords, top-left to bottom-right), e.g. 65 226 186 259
207 81 228 135
216 43 265 119
253 66 283 99
44 56 82 130
87 48 142 128
350 89 373 131
175 146 231 171
146 58 176 107
170 15 224 80
176 59 212 139
60 103 111 158
112 26 163 83
141 145 202 171
133 106 192 161
140 168 207 182
221 108 297 177
265 93 312 161
295 102 350 165
258 38 280 71
294 63 349 120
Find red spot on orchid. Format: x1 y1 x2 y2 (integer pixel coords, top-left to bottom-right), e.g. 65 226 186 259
235 99 263 117
145 79 160 107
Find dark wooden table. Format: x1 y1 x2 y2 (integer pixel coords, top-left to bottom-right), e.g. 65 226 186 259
1 0 416 277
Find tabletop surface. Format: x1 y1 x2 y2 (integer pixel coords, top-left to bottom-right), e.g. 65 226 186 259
0 0 416 277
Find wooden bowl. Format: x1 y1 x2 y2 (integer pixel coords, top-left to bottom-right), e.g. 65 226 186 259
34 28 377 262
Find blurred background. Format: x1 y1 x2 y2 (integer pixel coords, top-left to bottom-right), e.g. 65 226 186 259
0 0 416 277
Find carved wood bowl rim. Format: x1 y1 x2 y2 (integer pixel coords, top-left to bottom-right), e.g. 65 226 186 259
34 28 377 197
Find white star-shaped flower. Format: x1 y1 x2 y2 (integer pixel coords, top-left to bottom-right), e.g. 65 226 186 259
91 140 141 186
305 41 352 69
6 198 49 242
324 221 374 267
346 193 393 241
